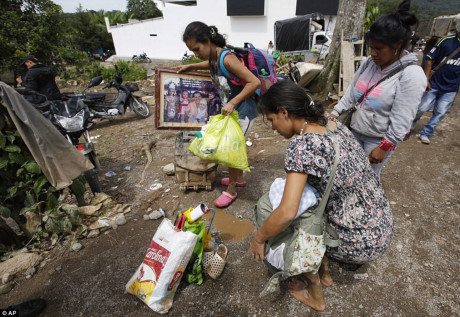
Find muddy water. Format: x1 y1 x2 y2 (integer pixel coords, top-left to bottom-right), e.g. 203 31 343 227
203 208 255 242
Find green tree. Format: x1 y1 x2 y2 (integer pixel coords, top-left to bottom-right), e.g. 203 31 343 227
126 0 163 20
88 10 133 26
365 5 380 32
68 5 114 54
0 0 67 72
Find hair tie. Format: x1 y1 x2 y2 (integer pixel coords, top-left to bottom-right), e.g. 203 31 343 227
210 26 217 38
306 94 315 107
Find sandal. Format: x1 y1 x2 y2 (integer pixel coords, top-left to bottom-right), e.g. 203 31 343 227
206 244 228 279
220 178 247 187
213 191 237 208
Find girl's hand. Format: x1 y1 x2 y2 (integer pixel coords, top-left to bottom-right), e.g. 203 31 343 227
176 65 191 73
369 146 387 164
221 101 236 115
249 233 266 261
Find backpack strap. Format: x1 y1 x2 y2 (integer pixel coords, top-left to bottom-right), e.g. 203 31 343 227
218 49 244 86
218 49 232 80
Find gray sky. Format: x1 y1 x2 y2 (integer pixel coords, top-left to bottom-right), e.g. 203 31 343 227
52 0 129 13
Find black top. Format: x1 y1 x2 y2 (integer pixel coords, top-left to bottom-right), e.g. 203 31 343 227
22 64 61 101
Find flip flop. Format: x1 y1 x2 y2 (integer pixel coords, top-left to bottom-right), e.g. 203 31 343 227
213 191 237 208
220 178 247 187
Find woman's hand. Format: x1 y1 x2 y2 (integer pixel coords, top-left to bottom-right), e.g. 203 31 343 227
221 100 236 115
249 232 266 261
369 146 387 164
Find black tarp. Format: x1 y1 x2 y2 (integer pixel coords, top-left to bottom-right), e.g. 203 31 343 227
275 15 313 52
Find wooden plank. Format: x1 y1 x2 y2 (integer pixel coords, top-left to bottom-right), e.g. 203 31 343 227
341 41 355 94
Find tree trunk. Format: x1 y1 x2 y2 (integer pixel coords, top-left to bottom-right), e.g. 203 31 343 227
309 0 368 99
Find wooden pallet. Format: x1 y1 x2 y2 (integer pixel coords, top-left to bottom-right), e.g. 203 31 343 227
338 31 364 97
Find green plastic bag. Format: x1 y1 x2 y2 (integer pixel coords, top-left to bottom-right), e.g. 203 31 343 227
189 111 250 172
178 211 206 285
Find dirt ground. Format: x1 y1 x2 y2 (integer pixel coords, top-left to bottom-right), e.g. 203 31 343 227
2 67 460 316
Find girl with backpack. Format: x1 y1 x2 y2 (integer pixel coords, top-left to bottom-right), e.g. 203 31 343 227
177 21 260 208
249 81 393 311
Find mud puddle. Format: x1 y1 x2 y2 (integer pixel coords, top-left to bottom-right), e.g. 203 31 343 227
203 208 254 242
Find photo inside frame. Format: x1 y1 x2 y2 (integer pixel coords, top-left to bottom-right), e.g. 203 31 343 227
159 71 222 129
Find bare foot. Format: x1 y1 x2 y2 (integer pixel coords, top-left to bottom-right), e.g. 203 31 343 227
319 260 333 287
288 278 326 312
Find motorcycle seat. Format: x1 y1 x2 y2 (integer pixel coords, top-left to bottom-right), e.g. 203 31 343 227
83 93 106 100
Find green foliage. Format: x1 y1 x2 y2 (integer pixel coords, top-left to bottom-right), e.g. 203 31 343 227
100 61 147 81
59 60 147 81
66 5 114 54
181 56 203 65
126 0 163 20
365 5 381 32
276 51 304 66
0 0 68 72
368 0 458 36
57 47 91 71
88 9 133 26
0 125 89 242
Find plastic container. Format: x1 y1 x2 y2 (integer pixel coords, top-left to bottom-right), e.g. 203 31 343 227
184 203 209 223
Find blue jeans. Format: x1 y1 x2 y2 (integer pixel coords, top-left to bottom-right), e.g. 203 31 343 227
351 130 395 179
413 88 457 137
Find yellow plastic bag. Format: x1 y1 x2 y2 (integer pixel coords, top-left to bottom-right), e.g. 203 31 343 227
189 111 250 172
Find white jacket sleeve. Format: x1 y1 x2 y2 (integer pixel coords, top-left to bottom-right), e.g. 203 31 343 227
384 65 427 145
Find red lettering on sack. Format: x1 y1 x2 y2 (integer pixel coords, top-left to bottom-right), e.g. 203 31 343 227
143 240 171 281
167 271 183 291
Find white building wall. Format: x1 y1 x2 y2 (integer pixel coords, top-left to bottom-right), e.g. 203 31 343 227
107 0 337 60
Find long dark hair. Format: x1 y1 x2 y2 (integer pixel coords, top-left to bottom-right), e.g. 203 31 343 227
258 81 327 126
182 21 226 48
366 0 418 52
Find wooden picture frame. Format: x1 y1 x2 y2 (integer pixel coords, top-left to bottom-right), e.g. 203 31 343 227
154 67 223 130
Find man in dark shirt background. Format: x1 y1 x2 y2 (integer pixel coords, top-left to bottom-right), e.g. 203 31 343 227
412 14 460 144
16 55 61 102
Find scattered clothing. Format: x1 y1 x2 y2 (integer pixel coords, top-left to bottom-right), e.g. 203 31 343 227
269 178 318 219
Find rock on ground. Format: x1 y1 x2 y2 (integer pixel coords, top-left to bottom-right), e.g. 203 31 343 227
0 253 42 276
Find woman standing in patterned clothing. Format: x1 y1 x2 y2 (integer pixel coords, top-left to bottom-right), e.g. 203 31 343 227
249 81 393 311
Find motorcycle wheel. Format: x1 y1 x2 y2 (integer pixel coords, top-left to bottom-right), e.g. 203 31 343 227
130 96 151 118
84 153 102 194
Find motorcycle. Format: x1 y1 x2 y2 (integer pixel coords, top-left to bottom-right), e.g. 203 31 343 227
132 52 152 63
15 87 102 194
72 66 151 123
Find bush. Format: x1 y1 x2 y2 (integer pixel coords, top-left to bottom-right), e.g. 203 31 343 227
100 61 147 82
57 58 147 82
276 51 304 66
181 56 203 65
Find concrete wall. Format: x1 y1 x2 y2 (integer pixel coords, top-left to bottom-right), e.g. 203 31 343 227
107 0 337 60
